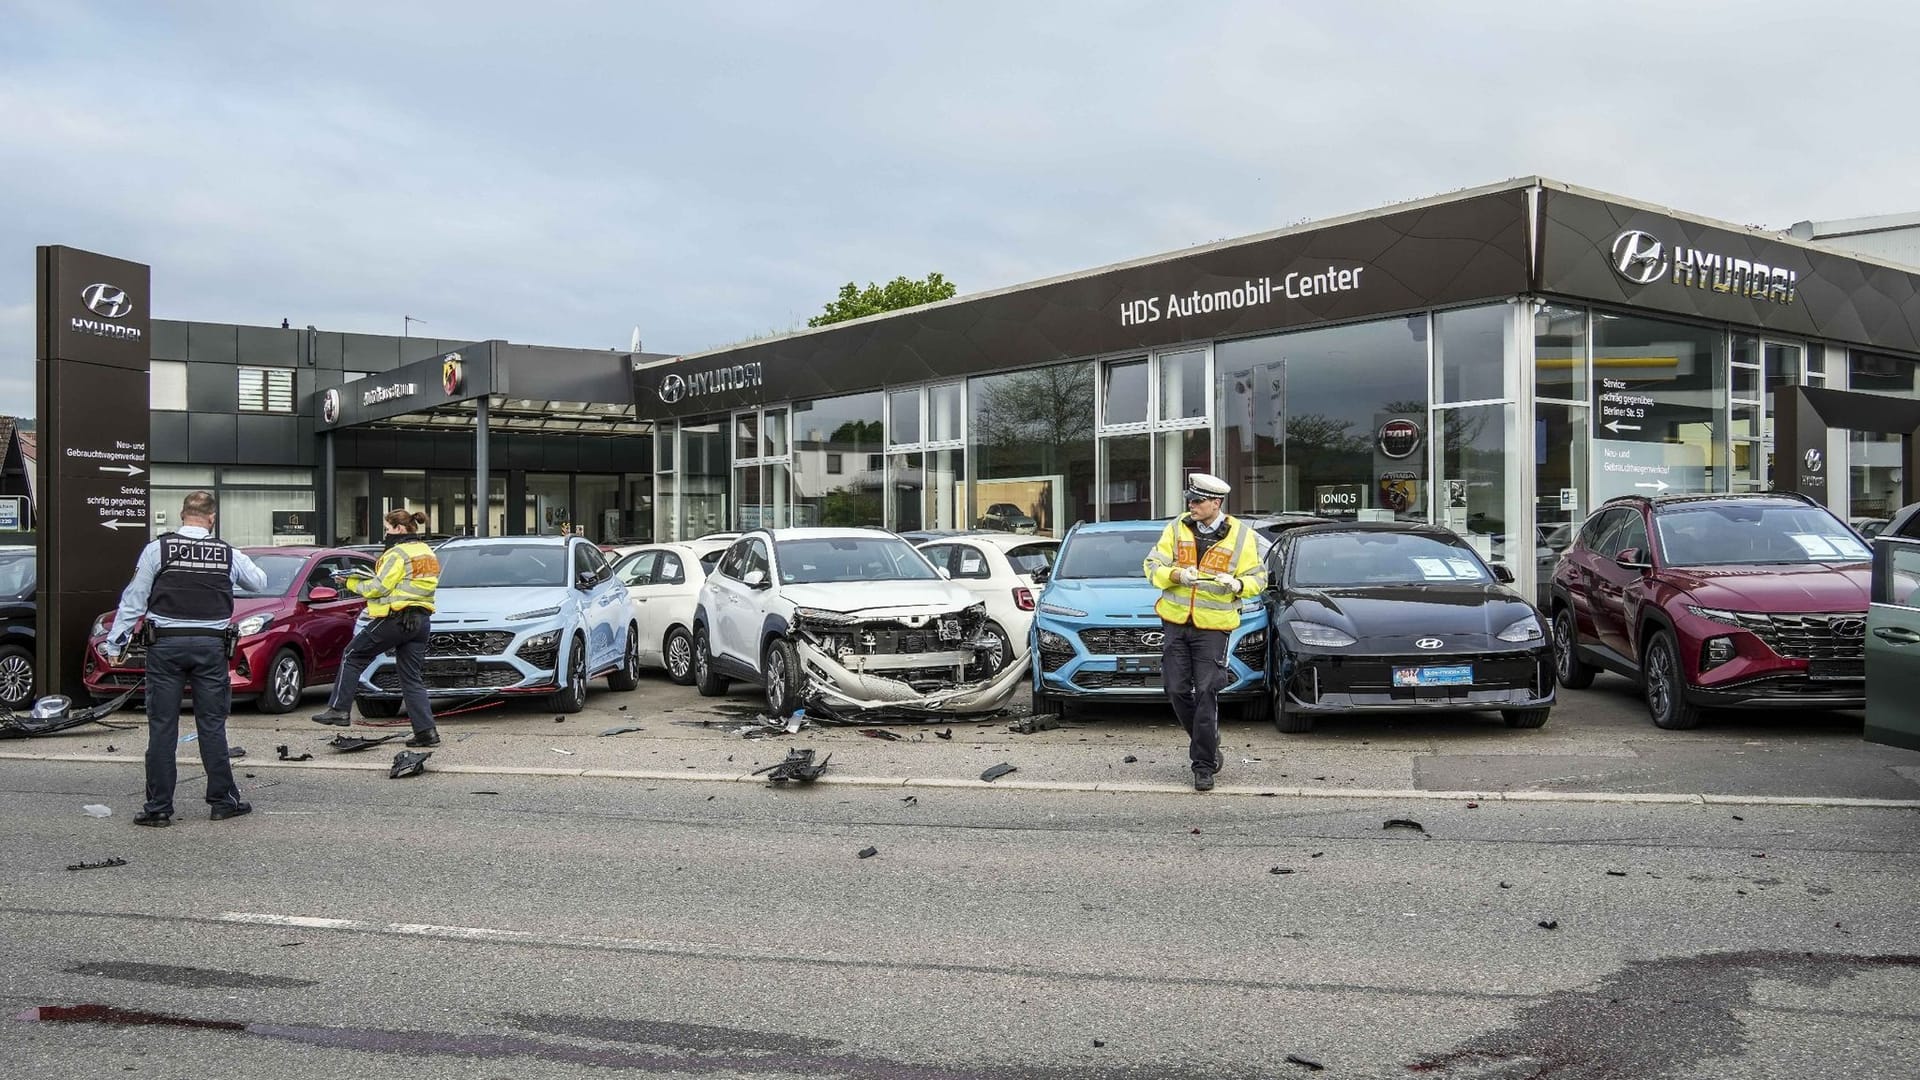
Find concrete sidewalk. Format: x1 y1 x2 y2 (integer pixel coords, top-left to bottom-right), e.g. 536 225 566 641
6 671 1920 807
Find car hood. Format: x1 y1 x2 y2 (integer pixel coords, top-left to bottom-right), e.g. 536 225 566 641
88 595 286 638
782 580 976 617
1039 577 1266 622
1285 584 1539 641
1661 563 1869 612
434 586 569 620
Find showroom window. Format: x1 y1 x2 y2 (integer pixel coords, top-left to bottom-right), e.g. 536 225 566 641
1848 350 1920 521
969 362 1095 538
237 367 296 414
151 361 187 410
792 392 883 527
734 406 792 529
1534 303 1591 607
886 384 965 532
1097 346 1211 518
1433 304 1521 568
1588 311 1725 504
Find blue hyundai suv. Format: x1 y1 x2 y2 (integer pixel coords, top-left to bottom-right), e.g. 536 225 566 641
1029 520 1271 719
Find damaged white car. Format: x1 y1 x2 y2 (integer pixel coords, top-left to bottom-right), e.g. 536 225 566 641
691 528 1026 720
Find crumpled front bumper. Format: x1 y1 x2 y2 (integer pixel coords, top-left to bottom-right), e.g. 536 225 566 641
793 640 1027 720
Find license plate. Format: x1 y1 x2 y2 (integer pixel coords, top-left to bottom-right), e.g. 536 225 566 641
1393 664 1473 687
1807 659 1863 681
1117 655 1162 675
427 658 477 677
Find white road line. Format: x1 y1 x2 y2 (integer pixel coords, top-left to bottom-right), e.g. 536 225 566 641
218 911 734 954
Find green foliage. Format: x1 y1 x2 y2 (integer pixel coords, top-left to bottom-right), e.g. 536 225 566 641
807 273 957 328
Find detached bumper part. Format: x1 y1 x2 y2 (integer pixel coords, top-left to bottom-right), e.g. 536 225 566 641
792 640 1026 720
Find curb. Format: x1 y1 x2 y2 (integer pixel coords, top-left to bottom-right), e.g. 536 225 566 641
6 750 1920 809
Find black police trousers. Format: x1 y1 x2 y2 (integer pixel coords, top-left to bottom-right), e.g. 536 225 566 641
142 634 244 815
328 608 435 734
1160 619 1230 773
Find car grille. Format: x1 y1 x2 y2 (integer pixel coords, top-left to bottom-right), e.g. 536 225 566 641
1078 628 1164 656
429 631 514 657
1290 653 1545 700
1073 671 1162 691
1724 612 1866 661
1232 633 1267 669
372 662 523 691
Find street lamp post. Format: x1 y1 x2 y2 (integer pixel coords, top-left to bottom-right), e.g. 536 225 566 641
404 315 426 337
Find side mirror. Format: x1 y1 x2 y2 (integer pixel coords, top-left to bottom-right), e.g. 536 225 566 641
1614 548 1653 572
743 568 769 589
937 567 953 580
575 571 597 591
1031 566 1051 584
305 586 340 602
1490 564 1515 584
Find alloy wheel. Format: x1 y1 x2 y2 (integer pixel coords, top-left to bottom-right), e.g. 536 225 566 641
0 651 31 705
271 654 301 709
667 633 692 681
1553 611 1576 680
1646 640 1675 719
568 644 587 708
765 648 787 711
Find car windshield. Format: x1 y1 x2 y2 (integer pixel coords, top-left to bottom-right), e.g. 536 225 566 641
437 543 568 588
1054 530 1162 579
1290 532 1491 587
237 554 307 598
1654 503 1870 566
776 537 939 584
699 550 725 573
1005 543 1059 576
0 549 34 599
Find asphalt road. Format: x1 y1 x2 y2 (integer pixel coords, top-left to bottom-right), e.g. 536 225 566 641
4 754 1916 1079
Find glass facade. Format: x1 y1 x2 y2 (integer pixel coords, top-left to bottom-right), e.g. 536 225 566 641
1588 311 1724 505
792 391 884 527
970 363 1096 537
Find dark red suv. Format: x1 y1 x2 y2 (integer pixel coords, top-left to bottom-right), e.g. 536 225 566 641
1548 492 1870 729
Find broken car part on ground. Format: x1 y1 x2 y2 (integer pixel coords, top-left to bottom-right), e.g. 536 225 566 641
788 602 1028 722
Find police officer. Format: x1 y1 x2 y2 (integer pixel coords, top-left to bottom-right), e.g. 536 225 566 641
1143 473 1267 791
105 490 268 826
311 508 440 746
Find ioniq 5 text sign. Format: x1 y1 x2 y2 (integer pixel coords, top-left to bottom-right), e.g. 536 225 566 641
36 245 152 697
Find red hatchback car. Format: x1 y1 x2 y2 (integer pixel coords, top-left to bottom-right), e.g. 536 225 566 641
83 546 377 713
1547 492 1871 729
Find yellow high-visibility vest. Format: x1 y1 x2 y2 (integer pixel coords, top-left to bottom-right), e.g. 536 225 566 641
1142 515 1267 630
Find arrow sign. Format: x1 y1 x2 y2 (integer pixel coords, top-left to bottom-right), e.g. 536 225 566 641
1634 480 1671 492
1603 420 1642 433
100 518 146 531
97 464 145 476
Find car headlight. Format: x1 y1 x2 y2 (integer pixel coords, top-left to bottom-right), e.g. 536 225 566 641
236 613 273 638
1039 602 1087 617
522 629 562 651
1037 629 1073 653
794 606 857 625
1685 605 1744 626
91 613 113 637
1496 616 1543 643
506 606 563 622
1237 629 1267 650
1289 621 1355 647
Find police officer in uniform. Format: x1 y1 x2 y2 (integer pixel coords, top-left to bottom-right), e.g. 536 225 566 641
105 491 268 826
311 508 441 746
1143 474 1267 791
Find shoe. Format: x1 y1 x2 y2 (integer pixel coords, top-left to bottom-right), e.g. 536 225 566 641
210 801 252 821
310 708 351 727
133 811 171 828
405 729 440 748
1193 768 1215 792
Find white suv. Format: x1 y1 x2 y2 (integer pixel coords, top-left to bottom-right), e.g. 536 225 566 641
692 527 994 715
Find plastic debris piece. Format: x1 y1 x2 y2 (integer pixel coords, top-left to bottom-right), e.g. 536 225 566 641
1123 755 1138 763
857 846 878 859
1284 1054 1324 1071
180 732 198 743
1732 814 1745 821
470 790 499 795
105 745 117 753
554 717 565 723
1499 882 1511 889
1269 867 1296 875
598 725 644 737
753 748 831 784
1008 715 1059 734
1537 919 1559 930
275 744 314 762
1311 852 1324 858
1752 852 1767 858
228 745 246 759
1383 818 1425 832
550 747 575 755
1465 801 1479 809
901 795 917 806
1190 828 1201 835
82 804 112 818
980 762 1017 783
389 750 432 779
857 728 903 741
66 856 127 872
1093 1039 1105 1048
935 728 953 740
1606 870 1627 877
327 734 400 753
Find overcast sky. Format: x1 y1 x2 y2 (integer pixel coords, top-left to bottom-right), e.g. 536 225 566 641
4 0 1914 417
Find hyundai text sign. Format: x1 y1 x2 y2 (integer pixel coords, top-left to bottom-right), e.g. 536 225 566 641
655 361 763 404
1608 228 1798 304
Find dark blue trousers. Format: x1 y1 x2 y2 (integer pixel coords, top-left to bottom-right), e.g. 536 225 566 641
328 610 435 734
142 635 243 815
1161 619 1229 773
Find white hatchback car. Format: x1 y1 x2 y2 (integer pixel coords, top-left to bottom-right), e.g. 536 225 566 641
611 538 732 684
914 533 1059 672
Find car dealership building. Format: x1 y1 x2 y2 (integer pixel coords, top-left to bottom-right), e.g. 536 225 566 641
61 177 1920 612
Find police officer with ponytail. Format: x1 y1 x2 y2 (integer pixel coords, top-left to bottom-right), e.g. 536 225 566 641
105 491 268 826
312 508 441 746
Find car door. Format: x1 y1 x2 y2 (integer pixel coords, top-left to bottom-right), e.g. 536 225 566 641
650 550 696 656
706 539 754 663
919 543 956 580
616 549 663 663
1591 509 1651 660
1867 530 1920 750
731 538 774 664
576 542 625 669
302 555 372 683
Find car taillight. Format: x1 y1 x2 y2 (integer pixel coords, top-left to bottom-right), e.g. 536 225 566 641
1014 586 1035 612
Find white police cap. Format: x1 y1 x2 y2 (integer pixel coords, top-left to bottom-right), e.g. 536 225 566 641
1184 473 1231 499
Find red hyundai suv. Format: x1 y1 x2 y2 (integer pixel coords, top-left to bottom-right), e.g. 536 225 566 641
1547 492 1870 729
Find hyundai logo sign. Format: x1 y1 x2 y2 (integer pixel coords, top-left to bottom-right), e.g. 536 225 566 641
658 373 686 404
1610 231 1669 285
1140 631 1165 648
80 282 132 318
1829 617 1865 640
1415 637 1445 650
1805 448 1823 474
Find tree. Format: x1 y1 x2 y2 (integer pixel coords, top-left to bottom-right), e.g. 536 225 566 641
807 273 957 328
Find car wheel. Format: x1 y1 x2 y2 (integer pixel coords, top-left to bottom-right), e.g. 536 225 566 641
607 624 640 691
0 644 33 710
763 636 804 716
1272 692 1314 733
977 621 1013 676
255 648 304 714
1031 686 1065 718
663 627 695 686
1642 631 1703 730
355 696 402 718
1551 607 1597 690
1240 694 1273 724
549 635 589 713
1502 707 1551 729
693 626 729 697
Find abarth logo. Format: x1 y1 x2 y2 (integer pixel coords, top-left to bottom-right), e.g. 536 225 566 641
321 388 340 424
441 353 463 395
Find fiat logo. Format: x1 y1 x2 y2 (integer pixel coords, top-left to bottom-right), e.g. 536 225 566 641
1415 637 1444 649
